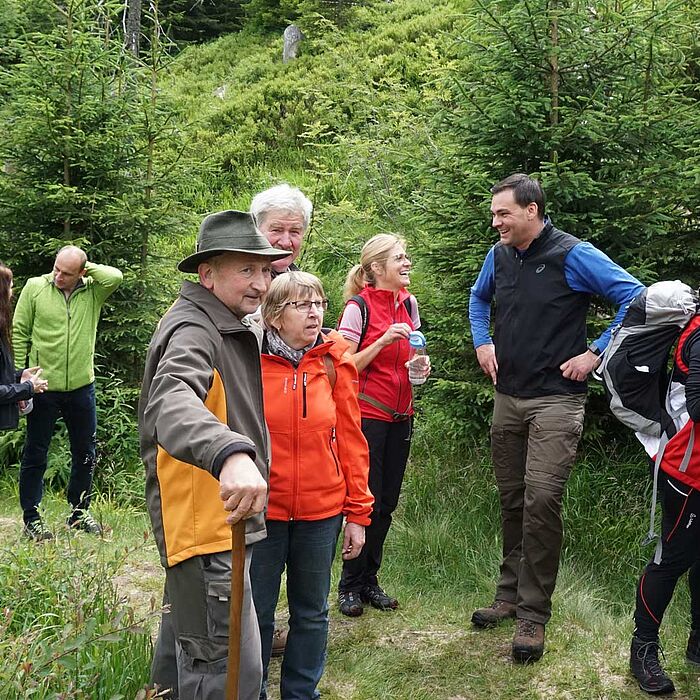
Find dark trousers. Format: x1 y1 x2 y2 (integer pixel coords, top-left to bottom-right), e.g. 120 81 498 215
19 383 97 524
339 417 412 593
634 473 700 641
251 515 343 700
490 392 586 625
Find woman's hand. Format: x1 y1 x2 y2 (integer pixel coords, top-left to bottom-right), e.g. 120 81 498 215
341 522 365 560
379 323 411 348
21 367 48 393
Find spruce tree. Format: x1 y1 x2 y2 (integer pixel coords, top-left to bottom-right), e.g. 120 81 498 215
412 0 700 433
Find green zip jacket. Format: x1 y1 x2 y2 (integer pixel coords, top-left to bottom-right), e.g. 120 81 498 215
12 262 123 392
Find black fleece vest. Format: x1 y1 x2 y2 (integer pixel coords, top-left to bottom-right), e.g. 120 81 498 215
493 223 590 397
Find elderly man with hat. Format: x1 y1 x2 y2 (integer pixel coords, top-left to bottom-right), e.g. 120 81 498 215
139 211 288 700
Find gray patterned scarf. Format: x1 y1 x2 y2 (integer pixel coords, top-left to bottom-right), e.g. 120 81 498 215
265 328 316 367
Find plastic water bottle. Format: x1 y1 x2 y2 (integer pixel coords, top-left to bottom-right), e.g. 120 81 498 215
407 331 428 385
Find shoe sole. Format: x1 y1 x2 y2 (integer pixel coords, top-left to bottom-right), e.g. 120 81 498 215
339 606 363 617
361 596 398 611
512 646 544 664
472 611 515 629
23 527 54 542
472 607 517 629
636 681 675 695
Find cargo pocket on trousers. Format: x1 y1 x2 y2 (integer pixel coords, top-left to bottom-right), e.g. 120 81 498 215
207 581 231 638
206 581 231 639
530 418 583 477
178 634 228 699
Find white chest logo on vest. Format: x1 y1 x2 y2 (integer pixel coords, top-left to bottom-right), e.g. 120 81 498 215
535 264 546 274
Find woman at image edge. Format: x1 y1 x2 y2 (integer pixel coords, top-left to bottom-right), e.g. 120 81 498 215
0 262 47 435
250 271 372 700
336 233 430 617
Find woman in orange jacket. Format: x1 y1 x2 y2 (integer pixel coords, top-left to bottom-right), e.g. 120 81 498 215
250 271 373 700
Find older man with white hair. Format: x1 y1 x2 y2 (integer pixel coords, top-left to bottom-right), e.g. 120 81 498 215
250 183 313 277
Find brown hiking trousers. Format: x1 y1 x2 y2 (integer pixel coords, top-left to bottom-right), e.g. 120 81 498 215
490 391 585 625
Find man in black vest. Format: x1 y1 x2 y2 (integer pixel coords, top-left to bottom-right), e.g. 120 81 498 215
468 173 643 663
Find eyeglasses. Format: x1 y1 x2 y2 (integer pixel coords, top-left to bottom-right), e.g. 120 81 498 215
284 299 329 313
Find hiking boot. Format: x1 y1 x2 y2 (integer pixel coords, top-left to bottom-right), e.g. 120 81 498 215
512 618 545 664
687 629 700 667
630 636 675 695
361 584 398 611
23 518 53 542
472 600 517 629
338 590 363 617
67 511 104 536
271 626 287 658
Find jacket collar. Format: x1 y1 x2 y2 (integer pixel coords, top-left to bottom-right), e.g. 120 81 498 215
514 217 554 258
261 328 349 363
45 272 86 295
361 284 411 305
179 280 258 337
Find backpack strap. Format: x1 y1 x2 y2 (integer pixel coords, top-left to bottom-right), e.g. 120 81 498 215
358 392 410 421
322 354 336 390
675 316 700 375
349 295 370 349
403 295 414 321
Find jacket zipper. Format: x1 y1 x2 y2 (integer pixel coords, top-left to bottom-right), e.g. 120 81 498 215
302 372 307 418
64 294 71 391
392 295 410 415
291 368 298 520
329 427 340 476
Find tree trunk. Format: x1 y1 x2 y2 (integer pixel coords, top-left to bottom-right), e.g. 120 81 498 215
549 0 559 164
125 0 142 57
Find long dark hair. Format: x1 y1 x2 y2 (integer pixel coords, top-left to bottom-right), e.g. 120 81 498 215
0 262 13 352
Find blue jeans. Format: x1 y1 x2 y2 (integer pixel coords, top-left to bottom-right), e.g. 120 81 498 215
19 383 97 524
250 515 343 700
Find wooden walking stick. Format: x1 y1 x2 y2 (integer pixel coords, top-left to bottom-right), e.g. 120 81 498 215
226 520 246 700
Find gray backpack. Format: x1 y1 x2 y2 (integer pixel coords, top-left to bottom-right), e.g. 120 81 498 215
597 280 698 552
598 280 698 437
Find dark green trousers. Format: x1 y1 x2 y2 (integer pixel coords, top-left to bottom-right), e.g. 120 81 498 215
490 392 585 625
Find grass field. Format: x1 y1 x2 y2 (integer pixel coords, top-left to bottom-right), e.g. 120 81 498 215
0 425 698 699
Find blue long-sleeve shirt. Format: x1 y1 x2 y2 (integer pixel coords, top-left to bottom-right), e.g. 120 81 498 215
469 236 644 353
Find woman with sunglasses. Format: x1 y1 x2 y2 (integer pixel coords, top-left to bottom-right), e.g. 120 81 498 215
250 271 372 700
336 233 430 617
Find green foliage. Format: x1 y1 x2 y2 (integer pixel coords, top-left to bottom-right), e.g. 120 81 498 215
93 376 144 505
409 0 700 436
0 535 153 698
0 0 197 383
159 0 245 44
242 0 303 31
397 413 652 603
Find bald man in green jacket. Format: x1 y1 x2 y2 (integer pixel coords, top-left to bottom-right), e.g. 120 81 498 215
13 245 122 541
